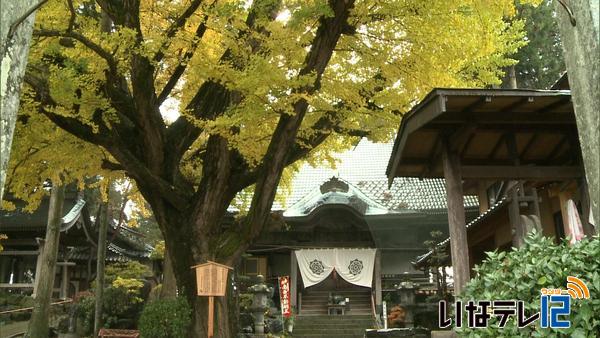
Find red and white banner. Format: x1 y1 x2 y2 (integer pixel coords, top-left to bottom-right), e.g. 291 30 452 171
278 276 291 318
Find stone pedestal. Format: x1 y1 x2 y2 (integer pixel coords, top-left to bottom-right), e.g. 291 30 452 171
397 281 417 328
247 275 273 338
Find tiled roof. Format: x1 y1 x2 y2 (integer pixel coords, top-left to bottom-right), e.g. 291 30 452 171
231 139 479 213
277 140 478 211
413 196 509 266
357 179 479 212
283 178 393 217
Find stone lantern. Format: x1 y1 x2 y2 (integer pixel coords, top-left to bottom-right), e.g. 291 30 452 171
397 281 417 328
247 275 273 337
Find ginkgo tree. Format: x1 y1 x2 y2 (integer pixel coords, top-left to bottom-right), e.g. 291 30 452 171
8 0 536 335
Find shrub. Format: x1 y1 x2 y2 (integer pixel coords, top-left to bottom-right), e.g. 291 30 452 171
459 232 600 337
75 262 150 334
138 297 191 338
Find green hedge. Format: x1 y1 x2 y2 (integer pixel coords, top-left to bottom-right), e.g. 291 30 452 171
138 297 191 338
458 232 600 337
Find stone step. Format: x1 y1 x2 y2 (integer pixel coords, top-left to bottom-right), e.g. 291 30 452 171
301 300 371 305
296 315 372 320
292 335 364 338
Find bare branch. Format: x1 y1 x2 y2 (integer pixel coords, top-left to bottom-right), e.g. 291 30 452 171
153 0 204 63
67 0 77 31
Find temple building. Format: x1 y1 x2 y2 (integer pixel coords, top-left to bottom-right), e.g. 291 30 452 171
239 141 479 318
0 189 152 299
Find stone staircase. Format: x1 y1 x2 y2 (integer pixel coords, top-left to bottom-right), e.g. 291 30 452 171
299 289 372 316
293 315 374 338
293 289 374 337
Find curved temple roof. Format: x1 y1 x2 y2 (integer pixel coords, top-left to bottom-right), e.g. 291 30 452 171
283 177 394 217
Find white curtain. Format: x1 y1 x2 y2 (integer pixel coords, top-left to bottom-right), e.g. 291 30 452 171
295 249 376 288
295 249 336 287
335 248 376 288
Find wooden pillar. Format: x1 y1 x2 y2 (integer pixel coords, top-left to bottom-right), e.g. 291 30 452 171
477 181 489 214
509 188 524 248
60 263 69 299
290 251 298 312
27 184 65 338
374 249 382 310
442 146 469 295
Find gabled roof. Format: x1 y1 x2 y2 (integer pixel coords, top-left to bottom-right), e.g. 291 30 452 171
386 88 579 183
246 139 478 214
283 177 393 217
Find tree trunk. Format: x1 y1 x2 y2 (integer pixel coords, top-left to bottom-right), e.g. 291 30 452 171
0 0 38 200
94 203 109 336
170 246 235 338
27 184 65 338
160 249 177 299
555 0 599 230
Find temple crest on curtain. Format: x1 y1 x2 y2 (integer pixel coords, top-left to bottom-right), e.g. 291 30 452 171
295 248 376 288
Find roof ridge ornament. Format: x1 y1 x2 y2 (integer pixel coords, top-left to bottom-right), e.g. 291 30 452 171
320 177 349 194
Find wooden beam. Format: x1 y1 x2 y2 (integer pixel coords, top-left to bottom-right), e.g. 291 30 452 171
0 250 39 256
506 132 519 163
520 133 539 158
502 96 534 112
545 136 568 161
0 283 34 288
488 133 507 160
450 124 477 153
461 96 490 112
461 165 582 180
536 97 571 113
460 133 476 158
424 124 577 133
441 145 469 295
420 135 442 178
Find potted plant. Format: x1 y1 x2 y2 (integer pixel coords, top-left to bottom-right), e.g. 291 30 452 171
284 314 294 334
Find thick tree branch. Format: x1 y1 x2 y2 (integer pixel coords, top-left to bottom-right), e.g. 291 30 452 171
158 18 208 104
228 0 355 259
24 70 111 145
34 29 118 73
153 0 204 63
164 0 281 183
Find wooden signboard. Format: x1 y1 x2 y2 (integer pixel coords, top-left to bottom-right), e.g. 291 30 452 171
191 261 233 338
192 261 231 296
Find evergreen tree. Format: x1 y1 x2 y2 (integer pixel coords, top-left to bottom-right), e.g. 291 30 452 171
513 0 566 89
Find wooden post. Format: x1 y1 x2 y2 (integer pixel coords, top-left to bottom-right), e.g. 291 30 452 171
290 251 297 311
208 296 214 338
27 184 65 338
509 188 523 248
374 249 382 310
442 146 469 295
94 203 109 337
477 181 489 214
60 263 69 299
